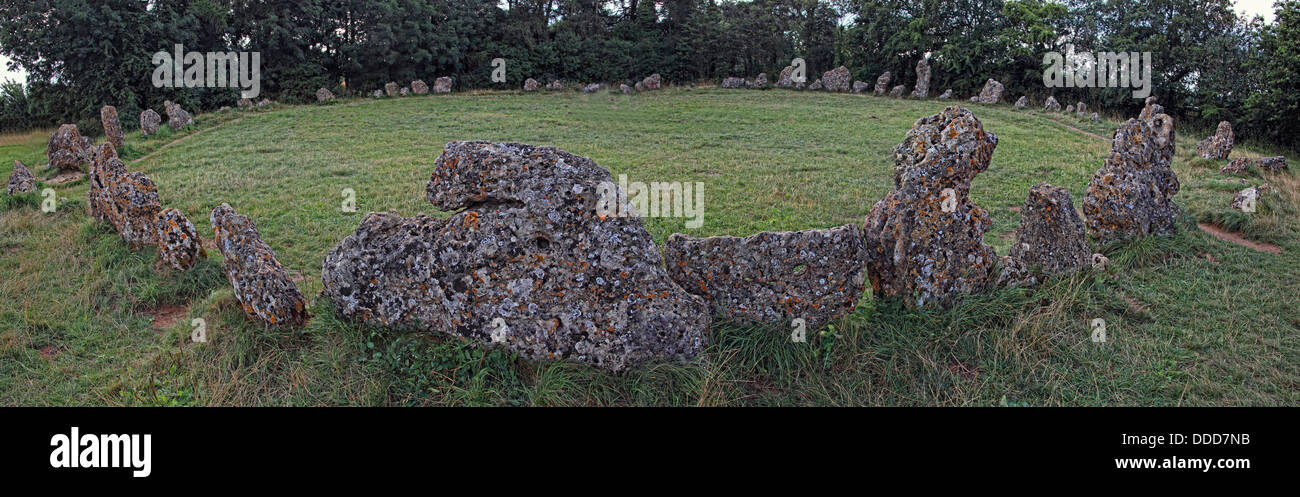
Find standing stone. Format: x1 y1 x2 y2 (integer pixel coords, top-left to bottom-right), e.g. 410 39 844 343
874 72 891 94
257 98 272 107
750 73 769 88
1221 156 1288 174
7 161 35 194
582 83 602 93
140 109 162 137
663 225 868 331
546 80 565 90
995 255 1038 288
87 143 160 249
911 59 931 97
777 66 796 87
523 78 539 91
1082 114 1181 244
1009 183 1091 276
977 78 1004 104
433 76 453 93
320 141 710 371
385 82 399 97
316 88 335 102
1196 121 1234 159
155 208 206 271
411 80 429 94
88 144 124 222
1044 96 1061 112
852 81 870 93
807 78 824 91
1014 96 1028 108
101 105 124 149
1090 112 1100 122
210 203 308 327
938 89 953 99
372 89 384 98
641 74 662 90
619 84 632 94
47 124 91 171
863 107 999 308
822 66 851 92
1075 102 1087 118
237 98 253 109
1138 96 1164 121
399 87 409 96
163 100 192 130
888 85 905 98
634 81 644 91
720 77 746 89
1065 104 1074 113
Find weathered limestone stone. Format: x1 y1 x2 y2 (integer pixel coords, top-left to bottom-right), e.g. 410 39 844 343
140 109 162 137
1014 96 1028 108
720 77 746 89
237 98 253 109
155 208 206 271
1082 115 1181 244
777 66 796 87
1075 102 1087 118
1090 112 1100 122
523 78 539 91
823 66 851 92
1045 96 1061 112
101 105 124 149
47 124 91 171
163 100 192 129
641 73 662 90
316 88 335 102
874 72 891 94
911 59 931 98
1138 96 1163 121
807 78 823 91
411 80 429 94
862 106 999 308
1065 104 1074 113
938 89 953 99
995 256 1037 288
87 143 160 249
1196 121 1234 159
372 89 384 98
210 203 308 327
546 80 564 90
433 76 453 93
1221 156 1288 175
619 84 632 94
749 73 769 88
888 85 905 98
852 80 870 93
663 225 868 331
320 141 710 371
977 78 1004 104
582 83 602 93
399 87 409 96
1231 185 1270 212
385 82 399 97
1009 183 1091 275
7 160 35 194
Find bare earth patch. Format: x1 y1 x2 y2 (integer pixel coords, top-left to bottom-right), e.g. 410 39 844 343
39 344 61 360
47 170 84 184
148 304 188 334
1197 223 1281 255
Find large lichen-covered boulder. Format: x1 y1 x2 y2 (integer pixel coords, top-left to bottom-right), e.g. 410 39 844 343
1082 114 1181 245
47 124 91 171
1196 121 1234 159
1009 183 1091 276
210 203 308 327
1221 156 1288 175
155 208 206 271
523 78 539 91
640 73 662 90
321 141 710 371
822 66 851 92
101 105 124 149
862 106 999 308
411 80 429 94
874 72 891 94
316 88 335 102
140 109 162 137
663 225 868 331
977 78 1004 104
720 77 746 89
163 100 192 130
911 59 931 97
433 76 453 93
1044 96 1061 112
7 160 35 194
86 143 161 249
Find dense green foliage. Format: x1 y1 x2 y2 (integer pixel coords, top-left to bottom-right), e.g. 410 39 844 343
0 0 1296 148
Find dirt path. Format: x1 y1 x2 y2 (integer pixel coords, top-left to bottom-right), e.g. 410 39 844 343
1198 223 1281 255
131 116 247 165
1041 116 1108 141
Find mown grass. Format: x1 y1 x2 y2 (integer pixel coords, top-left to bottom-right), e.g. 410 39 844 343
1 88 1296 406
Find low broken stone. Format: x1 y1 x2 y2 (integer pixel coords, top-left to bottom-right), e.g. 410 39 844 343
720 77 745 89
237 98 253 109
582 83 602 93
852 81 870 93
1082 114 1181 244
1014 96 1027 108
163 100 193 130
749 73 769 88
411 80 429 94
155 207 206 271
210 203 308 327
1065 104 1074 113
874 72 891 94
822 66 851 92
140 109 162 137
101 105 124 150
1221 156 1288 174
7 160 35 194
807 78 823 91
1196 121 1234 159
385 82 399 97
995 256 1038 288
978 78 1004 104
321 141 710 371
433 76 453 93
938 89 953 99
399 87 409 96
1091 253 1110 271
316 88 335 102
1045 96 1061 112
372 89 383 98
1231 184 1270 212
523 78 539 91
1090 112 1099 122
619 84 632 94
1010 183 1091 276
888 85 905 98
47 124 91 171
640 74 661 90
546 80 565 90
663 225 868 331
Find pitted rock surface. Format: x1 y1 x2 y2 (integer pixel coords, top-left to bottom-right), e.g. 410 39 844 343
750 73 768 88
140 109 162 136
1083 115 1181 244
1196 121 1234 159
977 79 1004 104
101 106 124 149
163 100 192 129
619 84 632 94
316 88 334 102
523 78 539 91
822 66 851 92
807 78 823 91
320 141 710 371
372 89 383 98
1221 156 1288 175
1232 185 1270 212
411 80 429 94
874 72 891 94
721 77 745 89
47 124 91 171
1065 104 1074 113
7 161 35 194
1090 112 1099 122
938 89 953 99
1045 96 1061 111
1010 183 1091 275
1138 96 1163 121
399 87 409 96
155 208 206 271
862 106 999 308
995 255 1037 288
546 80 564 90
384 82 399 97
911 59 931 97
853 81 869 93
662 225 868 331
777 66 796 87
1075 102 1087 118
210 203 308 327
86 143 160 249
641 74 661 90
433 76 453 93
888 85 905 97
582 83 602 93
1014 96 1027 108
237 98 253 108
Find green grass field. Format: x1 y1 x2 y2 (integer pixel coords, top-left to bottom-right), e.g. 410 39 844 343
2 88 1297 406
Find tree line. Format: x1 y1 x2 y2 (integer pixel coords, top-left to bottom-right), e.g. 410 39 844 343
0 0 1296 148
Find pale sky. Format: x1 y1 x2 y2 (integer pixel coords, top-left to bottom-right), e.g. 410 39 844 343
0 0 1283 86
